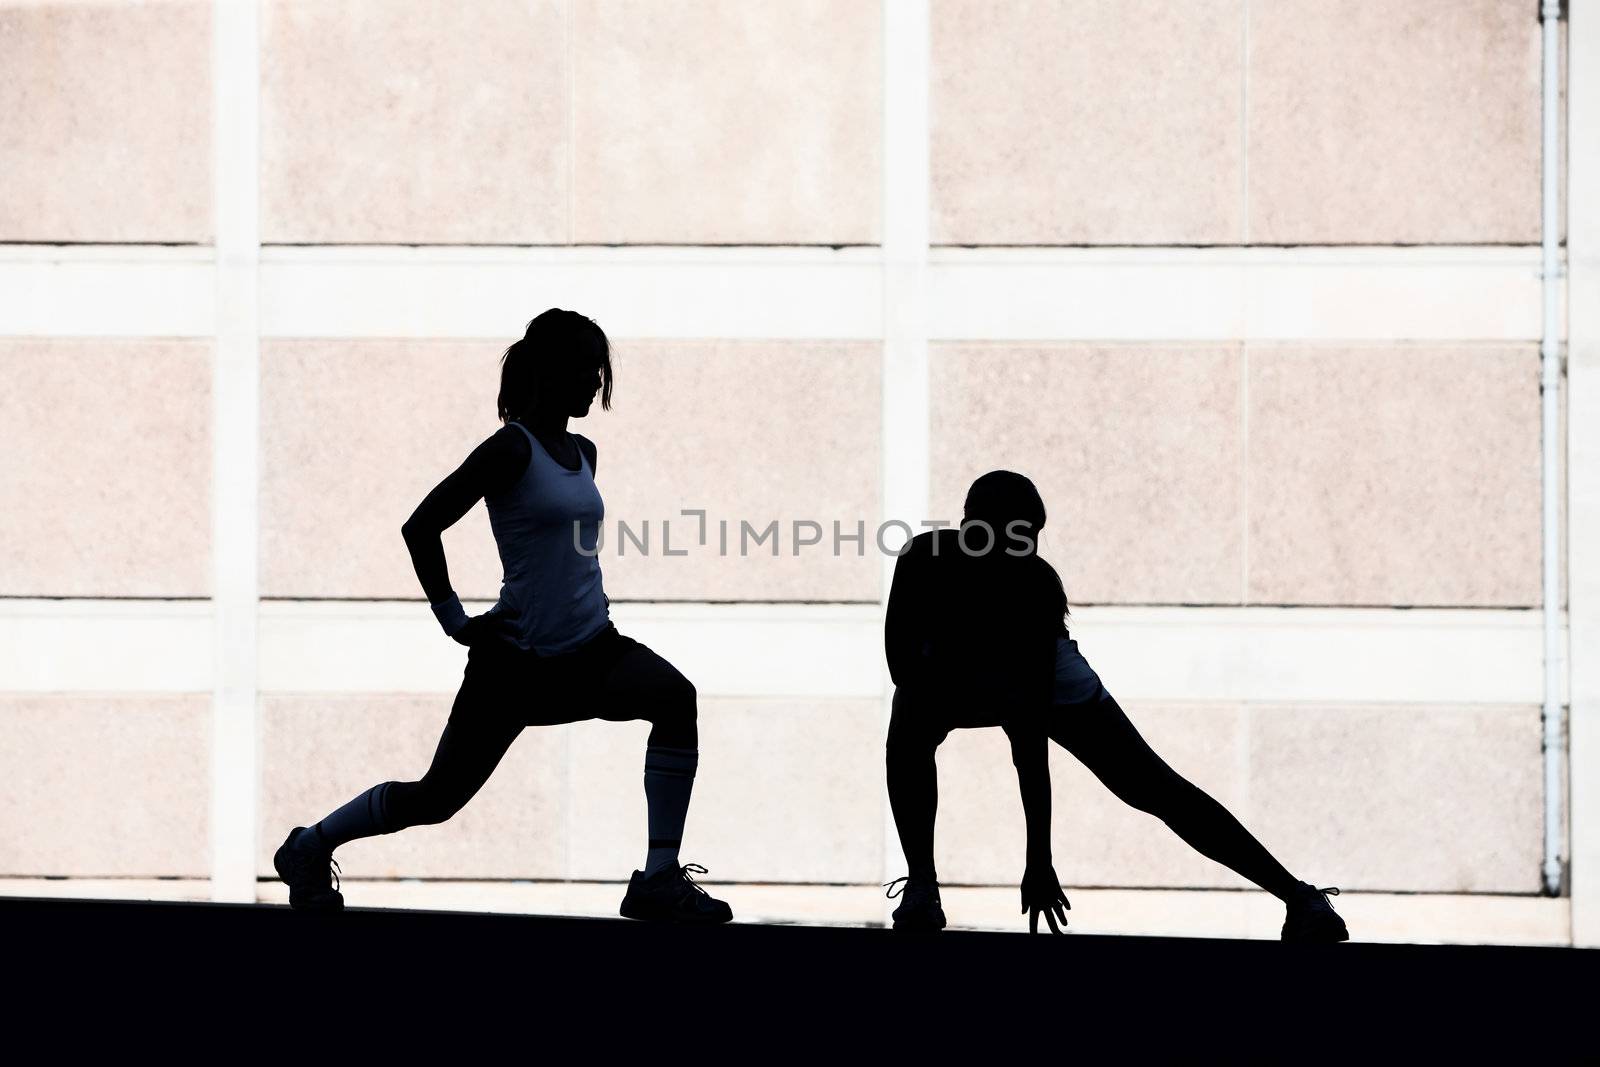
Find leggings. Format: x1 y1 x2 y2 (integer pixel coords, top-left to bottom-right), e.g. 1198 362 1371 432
885 684 1299 900
374 620 697 834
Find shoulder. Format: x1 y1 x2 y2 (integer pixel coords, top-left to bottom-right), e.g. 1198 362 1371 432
918 527 963 561
572 432 597 467
895 529 935 563
479 422 532 495
908 528 959 552
892 528 957 576
494 421 533 461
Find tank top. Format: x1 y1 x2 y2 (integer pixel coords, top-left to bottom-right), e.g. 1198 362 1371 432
481 420 611 654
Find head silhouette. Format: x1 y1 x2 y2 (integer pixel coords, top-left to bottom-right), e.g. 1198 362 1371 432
961 470 1047 558
497 308 614 423
952 470 1070 634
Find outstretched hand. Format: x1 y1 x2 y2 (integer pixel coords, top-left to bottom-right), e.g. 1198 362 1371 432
1021 863 1070 934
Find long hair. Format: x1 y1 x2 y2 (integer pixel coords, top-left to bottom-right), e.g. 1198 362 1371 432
960 470 1071 630
497 308 614 422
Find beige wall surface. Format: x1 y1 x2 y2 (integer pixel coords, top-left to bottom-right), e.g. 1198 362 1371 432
1 0 1543 248
0 694 210 877
1247 0 1541 244
260 337 882 603
260 0 569 245
932 0 1246 246
931 341 1542 607
0 687 1536 894
930 0 1541 246
931 700 1541 894
259 338 495 599
3 334 1538 610
579 339 883 600
254 693 1541 892
572 0 882 244
1247 343 1541 607
0 338 213 597
0 0 212 242
259 695 884 884
260 0 881 245
0 0 1574 927
931 342 1245 604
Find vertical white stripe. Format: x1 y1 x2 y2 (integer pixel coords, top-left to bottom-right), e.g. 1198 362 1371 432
211 0 261 903
1567 0 1600 947
1540 0 1568 898
566 0 575 246
880 0 930 918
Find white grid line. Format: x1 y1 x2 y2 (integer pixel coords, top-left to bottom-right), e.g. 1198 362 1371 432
209 0 261 904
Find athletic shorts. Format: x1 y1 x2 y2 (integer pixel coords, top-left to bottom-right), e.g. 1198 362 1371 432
1054 637 1106 706
459 618 655 728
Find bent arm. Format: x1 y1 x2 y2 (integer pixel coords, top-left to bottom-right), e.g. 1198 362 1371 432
400 427 527 637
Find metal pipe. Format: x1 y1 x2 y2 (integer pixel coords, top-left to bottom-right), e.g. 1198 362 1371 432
1541 0 1567 897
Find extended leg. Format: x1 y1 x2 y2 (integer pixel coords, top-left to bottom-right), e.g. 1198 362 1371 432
301 669 524 852
1049 691 1299 901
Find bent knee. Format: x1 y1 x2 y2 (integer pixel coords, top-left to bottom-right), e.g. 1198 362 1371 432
642 673 698 747
662 672 697 720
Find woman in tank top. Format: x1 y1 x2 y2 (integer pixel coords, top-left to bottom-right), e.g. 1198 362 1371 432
883 470 1348 942
272 308 731 924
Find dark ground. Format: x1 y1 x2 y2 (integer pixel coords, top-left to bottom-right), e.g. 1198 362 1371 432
5 895 1596 1060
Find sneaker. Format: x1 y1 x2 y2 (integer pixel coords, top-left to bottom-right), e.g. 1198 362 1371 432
884 875 946 932
1281 881 1348 943
619 863 733 924
273 826 344 912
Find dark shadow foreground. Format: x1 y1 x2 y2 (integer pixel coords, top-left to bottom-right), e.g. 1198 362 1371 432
4 894 1595 1058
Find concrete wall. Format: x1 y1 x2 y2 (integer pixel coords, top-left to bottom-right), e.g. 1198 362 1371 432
0 0 1585 941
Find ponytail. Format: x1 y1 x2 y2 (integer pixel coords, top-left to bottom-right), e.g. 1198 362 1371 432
497 309 614 422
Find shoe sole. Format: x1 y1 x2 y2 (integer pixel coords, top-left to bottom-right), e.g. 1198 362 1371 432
618 902 732 924
273 845 345 913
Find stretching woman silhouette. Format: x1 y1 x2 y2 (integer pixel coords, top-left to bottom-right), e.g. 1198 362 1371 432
273 308 732 924
883 470 1348 941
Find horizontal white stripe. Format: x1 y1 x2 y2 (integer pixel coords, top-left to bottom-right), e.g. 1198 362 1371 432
0 599 1550 704
0 600 214 691
928 246 1545 341
256 245 885 340
0 248 215 337
1072 605 1554 706
251 600 887 698
0 245 1543 341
